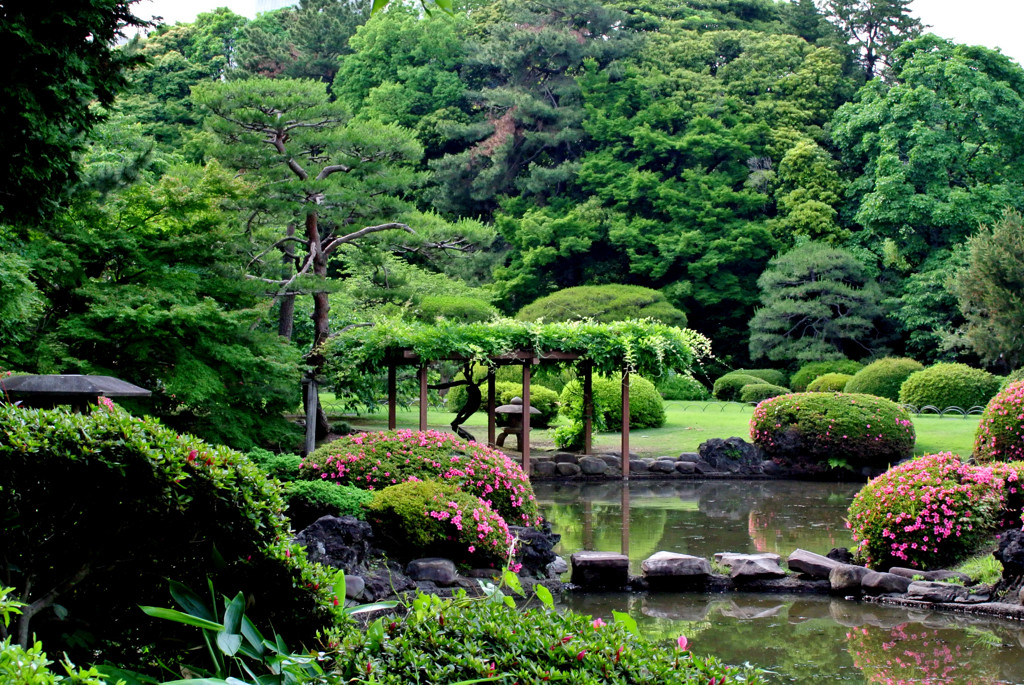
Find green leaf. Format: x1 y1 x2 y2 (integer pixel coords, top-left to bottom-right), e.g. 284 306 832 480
370 0 389 14
216 630 243 657
502 570 524 597
240 615 265 656
612 610 638 636
140 605 224 631
503 595 515 609
534 584 554 609
346 600 398 615
170 581 216 622
222 592 245 636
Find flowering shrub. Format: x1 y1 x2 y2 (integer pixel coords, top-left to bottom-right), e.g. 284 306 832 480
750 393 915 471
330 592 761 684
790 359 863 392
847 453 1012 569
367 481 518 568
846 623 999 685
898 362 1001 410
302 430 541 526
974 380 1024 462
844 357 924 401
806 373 852 392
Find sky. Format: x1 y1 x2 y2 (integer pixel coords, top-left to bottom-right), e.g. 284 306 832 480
136 0 1024 66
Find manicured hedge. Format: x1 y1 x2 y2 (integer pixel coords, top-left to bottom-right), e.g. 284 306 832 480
712 373 766 401
848 453 1024 569
750 392 916 471
898 363 1001 410
656 372 710 401
974 381 1024 462
730 368 788 387
844 357 924 401
282 480 374 530
740 383 790 403
413 295 498 323
789 360 863 392
559 374 665 429
806 373 852 392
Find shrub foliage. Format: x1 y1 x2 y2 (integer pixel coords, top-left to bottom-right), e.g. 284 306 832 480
559 374 666 429
848 453 1023 569
516 284 688 327
301 429 540 526
898 363 1001 410
974 381 1024 462
655 372 710 401
844 357 924 401
790 360 863 392
806 373 852 392
750 392 915 471
282 480 374 530
712 373 766 401
739 383 790 403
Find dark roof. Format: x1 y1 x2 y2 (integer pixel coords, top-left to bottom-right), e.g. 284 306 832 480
2 374 151 398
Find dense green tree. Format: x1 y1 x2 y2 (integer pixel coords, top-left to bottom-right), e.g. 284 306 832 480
516 284 688 327
820 0 922 80
0 253 42 358
952 210 1024 369
749 241 886 362
772 138 848 244
0 0 148 223
832 36 1024 265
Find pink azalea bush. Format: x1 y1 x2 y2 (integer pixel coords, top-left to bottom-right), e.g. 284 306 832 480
366 480 520 569
301 429 540 526
974 380 1024 462
750 392 915 472
847 453 1024 569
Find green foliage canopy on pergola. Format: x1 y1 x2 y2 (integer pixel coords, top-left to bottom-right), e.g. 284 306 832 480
322 317 711 396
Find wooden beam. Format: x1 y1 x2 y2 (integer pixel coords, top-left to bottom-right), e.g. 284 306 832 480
621 370 630 480
304 377 317 456
487 370 496 446
583 362 593 455
522 363 531 478
387 363 396 430
621 484 630 557
418 365 428 431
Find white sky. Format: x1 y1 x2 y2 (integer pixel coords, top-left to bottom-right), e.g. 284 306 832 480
135 0 1024 66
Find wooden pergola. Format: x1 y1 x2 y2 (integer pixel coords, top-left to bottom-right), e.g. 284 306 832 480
381 348 638 480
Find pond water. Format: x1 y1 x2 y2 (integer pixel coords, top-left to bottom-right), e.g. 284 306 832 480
534 480 1024 684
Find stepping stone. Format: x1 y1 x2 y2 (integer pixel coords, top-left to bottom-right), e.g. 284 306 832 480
571 551 629 590
788 549 842 579
730 557 788 581
829 564 871 594
861 571 912 595
715 552 782 568
907 580 970 604
641 551 711 578
888 567 973 585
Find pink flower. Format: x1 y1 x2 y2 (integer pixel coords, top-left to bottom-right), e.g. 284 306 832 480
677 635 689 651
592 618 606 629
576 651 586 661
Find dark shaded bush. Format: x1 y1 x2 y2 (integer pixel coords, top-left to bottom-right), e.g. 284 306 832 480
413 295 498 323
898 363 1001 409
844 357 924 401
516 284 687 327
367 480 515 567
559 374 665 429
282 480 374 530
974 381 1024 462
731 368 788 387
848 453 1022 569
447 381 559 426
0 405 333 665
750 392 915 471
740 383 790 403
247 447 302 481
806 373 852 392
712 373 765 401
656 372 710 401
790 360 863 392
302 430 540 526
331 592 758 684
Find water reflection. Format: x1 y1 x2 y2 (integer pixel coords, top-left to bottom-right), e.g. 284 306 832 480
562 593 1024 684
535 480 860 571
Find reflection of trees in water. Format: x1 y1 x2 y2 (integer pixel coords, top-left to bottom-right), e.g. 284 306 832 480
543 502 668 568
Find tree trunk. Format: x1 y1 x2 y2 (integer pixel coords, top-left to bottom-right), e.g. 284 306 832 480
306 210 332 440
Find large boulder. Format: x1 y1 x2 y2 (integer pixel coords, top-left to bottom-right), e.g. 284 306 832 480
996 529 1024 578
829 564 871 594
406 558 458 586
294 515 374 571
861 571 912 595
698 437 765 472
788 549 842 579
509 523 561 577
730 557 788 581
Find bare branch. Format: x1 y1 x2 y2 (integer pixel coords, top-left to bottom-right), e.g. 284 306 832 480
316 164 352 180
322 223 415 255
247 236 310 268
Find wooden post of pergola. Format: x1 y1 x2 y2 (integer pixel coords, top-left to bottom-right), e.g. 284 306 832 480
582 361 593 455
418 364 428 431
387 363 397 430
521 361 531 476
487 369 496 445
621 484 630 557
621 369 630 480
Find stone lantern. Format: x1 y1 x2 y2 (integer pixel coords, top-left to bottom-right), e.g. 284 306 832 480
494 397 540 452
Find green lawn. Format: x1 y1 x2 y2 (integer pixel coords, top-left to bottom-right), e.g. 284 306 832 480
324 398 980 458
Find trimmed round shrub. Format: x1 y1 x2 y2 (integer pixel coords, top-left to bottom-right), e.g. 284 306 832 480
806 373 852 392
974 381 1024 462
559 373 665 429
412 295 498 323
656 372 710 401
516 284 687 327
898 363 1001 410
750 392 916 471
332 593 755 685
447 380 559 426
301 429 540 526
367 480 517 568
0 404 334 666
844 357 924 401
731 368 788 387
847 453 1014 569
739 383 790 403
282 480 374 530
712 373 764 401
789 360 863 392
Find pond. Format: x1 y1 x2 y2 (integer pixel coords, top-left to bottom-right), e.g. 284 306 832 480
535 480 1024 684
